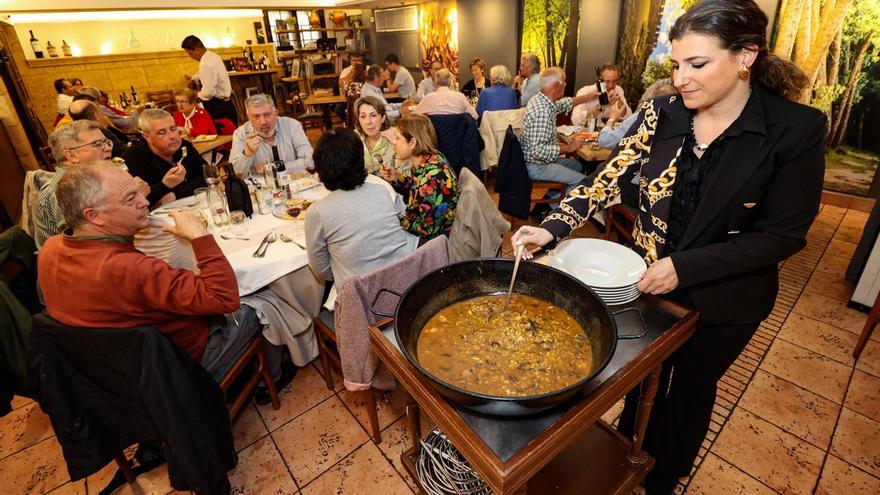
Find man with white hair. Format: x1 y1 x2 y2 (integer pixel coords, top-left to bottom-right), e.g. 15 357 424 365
520 67 598 195
32 120 113 248
123 108 207 209
229 93 314 177
405 69 478 119
514 53 542 107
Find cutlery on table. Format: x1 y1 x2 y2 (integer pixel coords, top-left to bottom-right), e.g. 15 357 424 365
220 234 251 241
256 232 277 257
279 233 306 250
252 232 273 257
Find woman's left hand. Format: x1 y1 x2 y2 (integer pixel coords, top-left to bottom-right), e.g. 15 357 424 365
637 257 679 294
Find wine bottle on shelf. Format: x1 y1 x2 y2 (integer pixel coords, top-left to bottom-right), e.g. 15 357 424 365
130 86 140 106
595 65 610 106
261 51 269 70
224 163 254 217
29 31 44 59
241 46 248 63
248 47 256 70
46 41 59 58
61 40 72 57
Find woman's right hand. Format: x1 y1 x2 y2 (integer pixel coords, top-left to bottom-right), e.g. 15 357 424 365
378 164 396 181
511 226 554 260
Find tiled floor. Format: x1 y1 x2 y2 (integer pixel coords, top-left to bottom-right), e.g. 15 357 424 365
2 202 876 495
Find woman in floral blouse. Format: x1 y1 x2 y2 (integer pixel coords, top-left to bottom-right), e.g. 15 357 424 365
381 114 459 240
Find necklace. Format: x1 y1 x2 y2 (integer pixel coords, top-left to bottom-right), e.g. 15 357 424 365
691 86 752 153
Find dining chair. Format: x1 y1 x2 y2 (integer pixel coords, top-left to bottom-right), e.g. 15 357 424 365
289 93 325 130
213 335 282 419
853 289 880 361
37 146 57 172
313 308 383 443
604 204 637 244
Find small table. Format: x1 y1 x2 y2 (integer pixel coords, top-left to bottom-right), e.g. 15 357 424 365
192 135 233 155
369 295 698 494
578 142 612 162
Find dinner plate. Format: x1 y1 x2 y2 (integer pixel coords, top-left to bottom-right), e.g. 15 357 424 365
593 285 640 295
291 177 320 192
548 238 647 288
600 292 641 306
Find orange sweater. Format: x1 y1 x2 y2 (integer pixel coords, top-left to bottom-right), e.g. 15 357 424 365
38 234 239 362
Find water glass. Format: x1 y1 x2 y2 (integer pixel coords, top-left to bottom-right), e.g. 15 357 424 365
256 188 274 214
194 187 208 208
207 188 229 229
229 210 248 236
203 163 220 185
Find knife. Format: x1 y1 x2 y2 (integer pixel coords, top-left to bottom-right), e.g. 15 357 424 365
252 233 272 257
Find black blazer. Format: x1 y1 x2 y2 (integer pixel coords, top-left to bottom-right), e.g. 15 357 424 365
123 139 207 209
543 86 826 324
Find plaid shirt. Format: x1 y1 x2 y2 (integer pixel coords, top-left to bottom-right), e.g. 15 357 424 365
520 92 573 164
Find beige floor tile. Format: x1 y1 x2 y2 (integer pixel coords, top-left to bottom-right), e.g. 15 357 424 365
856 339 880 377
712 409 824 494
376 418 419 492
830 408 880 478
759 339 850 404
845 370 880 422
685 453 776 495
257 364 336 432
0 438 71 495
44 480 85 494
337 386 407 436
0 400 54 460
86 459 174 495
312 362 345 393
300 441 412 495
777 313 857 365
738 370 839 449
824 239 858 260
232 403 268 453
816 455 880 495
803 270 856 303
792 291 867 335
272 395 369 486
814 255 852 280
227 435 298 494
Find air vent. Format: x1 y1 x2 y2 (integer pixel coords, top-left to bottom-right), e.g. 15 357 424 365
374 5 418 32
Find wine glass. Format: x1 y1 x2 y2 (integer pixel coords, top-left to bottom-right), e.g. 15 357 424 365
203 163 220 185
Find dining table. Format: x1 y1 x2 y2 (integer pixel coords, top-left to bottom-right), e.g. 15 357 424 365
192 135 233 155
368 271 699 494
136 181 331 366
304 91 401 130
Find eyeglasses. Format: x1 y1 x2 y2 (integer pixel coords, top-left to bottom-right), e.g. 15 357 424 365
69 138 113 151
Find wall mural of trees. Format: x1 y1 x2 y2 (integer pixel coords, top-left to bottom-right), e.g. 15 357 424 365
419 1 460 80
520 0 581 91
615 0 880 196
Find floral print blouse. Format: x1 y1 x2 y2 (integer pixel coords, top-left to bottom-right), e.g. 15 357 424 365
393 153 460 239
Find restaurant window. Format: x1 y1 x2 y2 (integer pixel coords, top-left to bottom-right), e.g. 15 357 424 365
296 11 321 46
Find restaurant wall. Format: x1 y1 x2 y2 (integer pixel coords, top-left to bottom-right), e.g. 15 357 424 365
13 17 264 59
457 0 519 83
574 0 622 93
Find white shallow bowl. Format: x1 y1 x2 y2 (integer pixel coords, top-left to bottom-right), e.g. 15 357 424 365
593 285 640 295
549 238 647 288
600 292 641 305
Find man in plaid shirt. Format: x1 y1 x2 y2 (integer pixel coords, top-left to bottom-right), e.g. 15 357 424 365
521 67 599 194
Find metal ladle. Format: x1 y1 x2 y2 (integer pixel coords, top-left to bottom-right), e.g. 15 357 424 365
488 243 526 322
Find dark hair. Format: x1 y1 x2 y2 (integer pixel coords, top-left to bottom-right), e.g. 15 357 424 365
313 128 368 191
351 63 367 84
54 78 69 94
180 35 205 51
668 0 808 101
70 78 83 86
384 53 400 66
367 64 384 81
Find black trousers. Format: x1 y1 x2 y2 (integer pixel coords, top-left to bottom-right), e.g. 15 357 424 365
201 97 239 126
617 319 759 494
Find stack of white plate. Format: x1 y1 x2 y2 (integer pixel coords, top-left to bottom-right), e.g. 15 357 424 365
548 238 647 305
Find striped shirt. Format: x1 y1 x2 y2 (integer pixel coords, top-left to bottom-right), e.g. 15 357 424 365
520 92 573 164
32 166 69 250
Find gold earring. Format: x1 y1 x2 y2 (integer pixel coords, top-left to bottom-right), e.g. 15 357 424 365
738 64 750 80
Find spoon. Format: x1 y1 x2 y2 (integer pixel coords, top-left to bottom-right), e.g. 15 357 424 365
279 233 306 249
256 232 277 257
488 244 525 322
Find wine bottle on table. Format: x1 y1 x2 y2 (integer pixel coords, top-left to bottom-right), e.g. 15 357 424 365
46 41 58 58
130 86 140 106
224 163 254 217
595 65 609 106
271 145 291 199
29 31 44 59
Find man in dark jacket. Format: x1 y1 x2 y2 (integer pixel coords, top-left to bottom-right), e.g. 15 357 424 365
123 109 207 209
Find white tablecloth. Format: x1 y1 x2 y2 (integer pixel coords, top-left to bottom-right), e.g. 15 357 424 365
159 185 329 296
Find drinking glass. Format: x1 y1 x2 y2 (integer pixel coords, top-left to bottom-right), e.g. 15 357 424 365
203 163 220 185
229 210 247 236
207 187 229 229
194 187 208 208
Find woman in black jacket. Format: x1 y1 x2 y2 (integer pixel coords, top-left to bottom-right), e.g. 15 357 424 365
512 1 824 493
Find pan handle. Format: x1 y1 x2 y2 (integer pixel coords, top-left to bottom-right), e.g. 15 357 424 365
611 307 648 340
369 288 403 318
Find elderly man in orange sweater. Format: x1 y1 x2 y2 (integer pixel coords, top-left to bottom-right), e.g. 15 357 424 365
38 161 288 401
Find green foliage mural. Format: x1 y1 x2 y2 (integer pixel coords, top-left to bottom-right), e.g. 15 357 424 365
520 0 581 89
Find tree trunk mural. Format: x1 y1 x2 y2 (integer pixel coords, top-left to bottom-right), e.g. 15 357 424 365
615 0 666 105
520 0 581 94
828 33 872 148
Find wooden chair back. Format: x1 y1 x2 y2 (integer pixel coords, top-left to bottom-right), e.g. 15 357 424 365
37 146 57 172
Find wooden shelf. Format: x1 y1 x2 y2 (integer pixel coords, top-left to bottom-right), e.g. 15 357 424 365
307 74 337 80
275 27 366 34
281 77 304 82
277 49 366 58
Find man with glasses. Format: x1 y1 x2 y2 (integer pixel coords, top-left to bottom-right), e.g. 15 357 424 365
571 63 631 126
229 93 313 177
33 121 113 248
123 109 207 209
